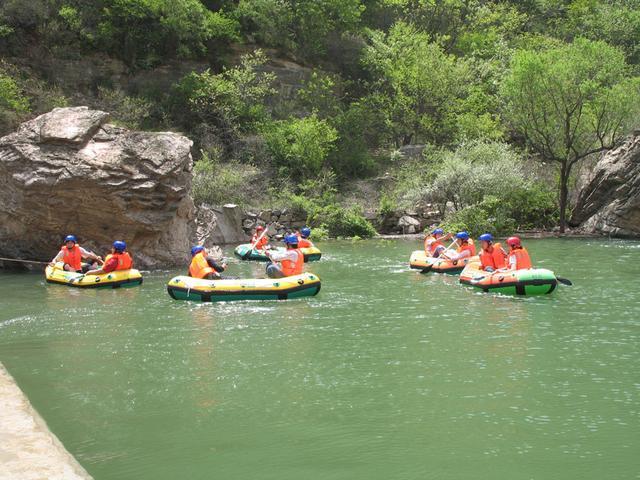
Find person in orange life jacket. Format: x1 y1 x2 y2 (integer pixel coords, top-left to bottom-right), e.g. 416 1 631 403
504 236 532 271
252 225 270 250
49 234 103 273
442 231 476 261
424 228 452 257
85 241 133 275
296 226 314 248
188 246 227 280
265 233 304 278
477 233 507 272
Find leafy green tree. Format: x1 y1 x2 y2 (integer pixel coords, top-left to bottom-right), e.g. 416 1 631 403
95 0 238 67
173 50 276 144
263 114 338 180
362 21 471 146
0 70 30 135
502 38 640 232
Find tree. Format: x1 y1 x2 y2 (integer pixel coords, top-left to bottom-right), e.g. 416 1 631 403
502 38 640 232
362 21 471 146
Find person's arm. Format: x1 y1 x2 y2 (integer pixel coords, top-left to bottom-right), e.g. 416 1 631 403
49 250 63 265
85 257 118 275
79 247 103 264
206 256 225 277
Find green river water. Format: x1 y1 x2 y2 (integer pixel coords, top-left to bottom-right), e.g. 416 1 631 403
0 238 638 479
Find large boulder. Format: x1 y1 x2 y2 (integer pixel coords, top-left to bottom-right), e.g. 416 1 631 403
570 133 640 238
195 203 249 247
0 107 195 268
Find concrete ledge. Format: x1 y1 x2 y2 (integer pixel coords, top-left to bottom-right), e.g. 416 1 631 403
0 363 93 480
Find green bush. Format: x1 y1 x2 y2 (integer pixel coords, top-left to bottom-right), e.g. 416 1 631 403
172 50 276 141
262 114 338 181
311 204 376 238
95 87 151 129
192 150 262 206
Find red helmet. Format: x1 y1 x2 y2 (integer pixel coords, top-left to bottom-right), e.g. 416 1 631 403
256 225 264 231
506 236 521 248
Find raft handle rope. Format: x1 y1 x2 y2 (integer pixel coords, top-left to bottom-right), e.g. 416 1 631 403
0 257 50 265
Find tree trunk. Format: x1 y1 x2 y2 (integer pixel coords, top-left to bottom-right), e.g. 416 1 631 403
558 161 569 233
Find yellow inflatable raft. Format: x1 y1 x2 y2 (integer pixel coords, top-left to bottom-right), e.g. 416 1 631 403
167 272 321 302
45 263 143 288
409 250 479 274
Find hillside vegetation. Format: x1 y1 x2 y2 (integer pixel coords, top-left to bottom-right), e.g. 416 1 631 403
1 0 639 236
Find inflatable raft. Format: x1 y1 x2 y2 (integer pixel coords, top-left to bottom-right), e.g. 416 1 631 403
459 262 557 295
409 250 479 274
45 263 143 289
234 244 322 262
167 272 321 302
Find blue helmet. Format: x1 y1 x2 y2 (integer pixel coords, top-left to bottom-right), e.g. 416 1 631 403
191 245 205 256
113 240 126 253
300 227 311 238
456 231 470 240
478 233 493 243
64 234 77 244
284 233 299 245
432 228 444 236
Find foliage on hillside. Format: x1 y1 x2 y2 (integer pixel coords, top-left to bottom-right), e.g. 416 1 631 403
1 0 639 235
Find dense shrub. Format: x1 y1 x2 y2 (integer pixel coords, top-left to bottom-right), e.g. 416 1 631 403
95 87 152 129
262 114 338 181
0 69 29 135
192 150 262 207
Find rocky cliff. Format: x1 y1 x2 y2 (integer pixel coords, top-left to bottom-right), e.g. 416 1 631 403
570 133 640 238
0 107 195 268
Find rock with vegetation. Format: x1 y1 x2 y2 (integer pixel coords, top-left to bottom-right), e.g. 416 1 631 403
570 133 640 238
0 107 195 267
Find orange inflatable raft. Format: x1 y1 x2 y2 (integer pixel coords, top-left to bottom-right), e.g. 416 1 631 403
409 250 479 274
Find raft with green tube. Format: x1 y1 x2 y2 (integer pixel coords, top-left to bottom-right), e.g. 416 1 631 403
45 262 143 288
459 262 557 295
234 244 322 262
166 272 321 302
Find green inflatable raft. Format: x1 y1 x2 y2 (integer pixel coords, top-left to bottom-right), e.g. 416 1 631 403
234 244 322 262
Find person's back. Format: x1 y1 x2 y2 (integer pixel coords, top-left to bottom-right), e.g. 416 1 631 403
296 227 314 248
281 248 304 276
104 250 133 271
506 237 532 270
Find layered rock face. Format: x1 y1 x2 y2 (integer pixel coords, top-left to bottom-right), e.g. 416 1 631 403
0 107 195 268
570 133 640 238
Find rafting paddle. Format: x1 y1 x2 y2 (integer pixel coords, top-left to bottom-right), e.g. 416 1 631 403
243 223 271 260
555 276 573 286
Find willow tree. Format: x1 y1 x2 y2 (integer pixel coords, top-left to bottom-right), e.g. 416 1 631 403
502 38 640 232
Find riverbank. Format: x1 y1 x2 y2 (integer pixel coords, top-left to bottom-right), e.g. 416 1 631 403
0 363 92 480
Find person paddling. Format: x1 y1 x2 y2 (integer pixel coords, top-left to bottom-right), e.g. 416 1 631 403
442 231 476 261
504 236 532 271
265 234 304 278
296 227 314 248
85 241 133 275
478 233 507 272
251 225 270 251
49 235 103 273
189 246 227 280
424 228 452 258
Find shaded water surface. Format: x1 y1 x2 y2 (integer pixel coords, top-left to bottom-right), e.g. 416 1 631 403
0 238 638 479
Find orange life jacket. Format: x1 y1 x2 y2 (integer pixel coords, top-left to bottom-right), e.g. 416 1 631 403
252 233 268 250
281 249 304 277
510 247 532 270
297 236 312 248
105 252 133 271
189 252 215 279
479 242 506 270
457 240 476 257
62 244 82 270
425 236 444 255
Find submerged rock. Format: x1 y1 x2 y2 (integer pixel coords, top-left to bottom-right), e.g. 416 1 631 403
570 133 640 238
0 107 195 268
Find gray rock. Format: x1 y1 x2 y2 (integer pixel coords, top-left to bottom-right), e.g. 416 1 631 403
570 133 640 238
196 203 249 246
0 107 194 268
398 215 421 227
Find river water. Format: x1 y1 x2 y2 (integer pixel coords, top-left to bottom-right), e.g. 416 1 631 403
0 238 638 479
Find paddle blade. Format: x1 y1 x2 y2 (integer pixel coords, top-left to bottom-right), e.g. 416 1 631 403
556 276 573 286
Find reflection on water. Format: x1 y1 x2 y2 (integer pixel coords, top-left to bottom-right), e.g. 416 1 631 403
0 238 639 480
